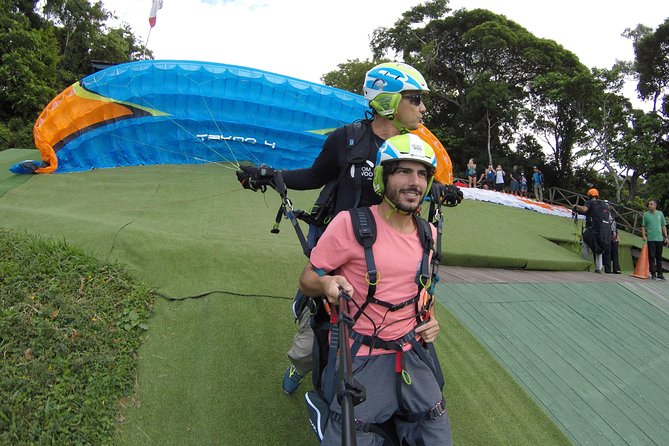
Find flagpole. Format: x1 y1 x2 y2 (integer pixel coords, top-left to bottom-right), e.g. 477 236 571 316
143 26 153 60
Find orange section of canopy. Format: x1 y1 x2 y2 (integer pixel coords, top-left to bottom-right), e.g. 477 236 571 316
33 83 134 173
411 124 453 185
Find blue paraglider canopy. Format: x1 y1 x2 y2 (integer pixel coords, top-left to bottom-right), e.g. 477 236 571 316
22 60 369 174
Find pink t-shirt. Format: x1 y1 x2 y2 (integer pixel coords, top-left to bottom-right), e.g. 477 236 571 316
309 205 435 356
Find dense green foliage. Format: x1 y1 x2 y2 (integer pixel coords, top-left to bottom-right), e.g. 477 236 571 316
0 228 155 445
322 1 669 208
0 0 146 150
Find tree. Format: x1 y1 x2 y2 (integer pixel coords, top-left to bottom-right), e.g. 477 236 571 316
0 0 60 148
574 65 636 202
369 2 590 179
321 59 378 94
0 0 146 151
632 18 669 112
526 66 594 183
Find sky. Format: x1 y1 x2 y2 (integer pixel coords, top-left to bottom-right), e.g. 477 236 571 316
102 0 669 108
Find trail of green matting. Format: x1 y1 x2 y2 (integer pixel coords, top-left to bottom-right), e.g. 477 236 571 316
115 294 571 446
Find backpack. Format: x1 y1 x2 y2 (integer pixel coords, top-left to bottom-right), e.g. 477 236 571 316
301 120 377 231
583 200 612 254
306 207 445 444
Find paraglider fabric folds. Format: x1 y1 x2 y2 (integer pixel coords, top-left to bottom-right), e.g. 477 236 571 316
17 59 454 184
26 60 369 173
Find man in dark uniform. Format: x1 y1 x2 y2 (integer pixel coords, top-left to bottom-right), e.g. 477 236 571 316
236 62 462 394
574 188 612 273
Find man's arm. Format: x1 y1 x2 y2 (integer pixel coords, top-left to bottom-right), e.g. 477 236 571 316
281 128 344 190
299 263 354 306
573 204 588 214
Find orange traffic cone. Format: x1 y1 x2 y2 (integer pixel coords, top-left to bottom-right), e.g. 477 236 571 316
630 244 650 279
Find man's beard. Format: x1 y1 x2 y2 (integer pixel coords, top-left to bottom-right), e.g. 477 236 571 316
385 185 423 213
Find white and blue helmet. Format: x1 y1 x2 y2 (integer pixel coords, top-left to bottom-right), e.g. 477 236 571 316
363 62 429 118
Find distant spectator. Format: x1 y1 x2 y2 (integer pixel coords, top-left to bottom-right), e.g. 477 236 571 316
466 158 477 188
479 164 495 190
641 199 668 281
494 164 505 192
603 209 621 274
509 165 520 195
532 166 544 201
519 173 528 197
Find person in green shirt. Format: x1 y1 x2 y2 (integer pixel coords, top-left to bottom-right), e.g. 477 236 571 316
641 200 668 281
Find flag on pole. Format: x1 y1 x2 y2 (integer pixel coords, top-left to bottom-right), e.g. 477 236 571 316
149 0 163 28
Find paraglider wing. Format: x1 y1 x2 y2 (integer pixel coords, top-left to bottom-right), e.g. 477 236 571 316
411 124 454 185
22 60 370 173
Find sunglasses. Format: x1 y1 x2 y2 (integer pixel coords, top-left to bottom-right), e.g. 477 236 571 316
402 93 422 106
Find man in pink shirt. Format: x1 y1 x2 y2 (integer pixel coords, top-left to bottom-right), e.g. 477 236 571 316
300 133 452 446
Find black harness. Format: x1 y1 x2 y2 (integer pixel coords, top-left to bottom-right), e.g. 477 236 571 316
319 207 446 439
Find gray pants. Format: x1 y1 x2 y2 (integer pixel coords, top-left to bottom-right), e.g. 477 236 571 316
533 184 543 201
287 305 314 376
321 348 452 446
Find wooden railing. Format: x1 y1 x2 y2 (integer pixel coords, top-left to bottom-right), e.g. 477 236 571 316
452 179 645 236
545 187 643 235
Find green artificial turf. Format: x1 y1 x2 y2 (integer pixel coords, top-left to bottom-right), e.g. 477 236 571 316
435 306 571 445
1 160 628 445
115 294 315 446
0 161 644 293
438 282 669 445
0 163 311 299
114 294 571 446
439 198 640 271
0 149 35 197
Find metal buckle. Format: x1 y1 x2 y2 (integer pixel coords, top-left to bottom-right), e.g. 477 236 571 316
429 400 447 420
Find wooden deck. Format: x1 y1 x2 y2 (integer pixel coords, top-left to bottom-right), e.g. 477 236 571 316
435 269 669 445
440 265 646 284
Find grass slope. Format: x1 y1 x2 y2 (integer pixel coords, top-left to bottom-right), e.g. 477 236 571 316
1 160 641 290
0 159 612 445
0 149 33 197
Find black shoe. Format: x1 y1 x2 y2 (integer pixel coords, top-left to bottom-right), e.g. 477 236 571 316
613 271 622 274
659 276 667 282
605 271 613 274
594 270 602 274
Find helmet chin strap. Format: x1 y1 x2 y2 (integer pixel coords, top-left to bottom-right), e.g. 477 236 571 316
383 195 412 218
390 116 410 134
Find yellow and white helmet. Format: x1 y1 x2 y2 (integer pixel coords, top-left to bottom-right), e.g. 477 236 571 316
372 133 437 198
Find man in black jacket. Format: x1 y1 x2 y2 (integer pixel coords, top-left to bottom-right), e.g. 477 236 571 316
237 62 461 394
574 188 612 273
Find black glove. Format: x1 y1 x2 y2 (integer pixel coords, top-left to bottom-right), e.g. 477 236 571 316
236 164 276 191
431 182 463 207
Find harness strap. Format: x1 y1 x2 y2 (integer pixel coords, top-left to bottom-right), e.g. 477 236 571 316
270 170 311 258
348 328 418 352
348 326 443 389
395 399 448 423
329 412 400 445
345 120 374 209
323 312 340 403
362 294 421 312
349 207 378 322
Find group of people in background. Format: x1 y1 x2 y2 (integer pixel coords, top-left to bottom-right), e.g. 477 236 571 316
466 159 544 201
